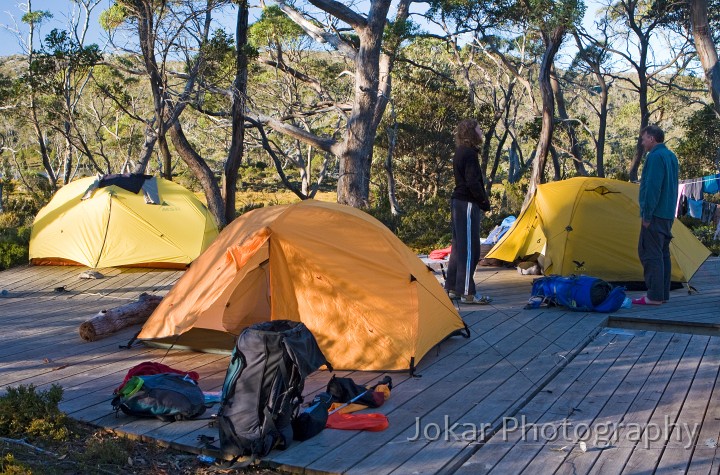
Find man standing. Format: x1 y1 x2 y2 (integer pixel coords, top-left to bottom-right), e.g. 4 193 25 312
633 125 679 305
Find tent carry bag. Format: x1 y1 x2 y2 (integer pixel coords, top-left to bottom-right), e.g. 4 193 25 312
218 320 331 459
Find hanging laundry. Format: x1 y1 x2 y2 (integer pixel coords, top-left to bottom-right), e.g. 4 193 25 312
701 201 717 224
682 181 704 200
687 198 704 219
702 174 720 195
676 184 688 218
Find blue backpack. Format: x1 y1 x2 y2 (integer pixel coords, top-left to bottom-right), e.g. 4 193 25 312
527 275 626 313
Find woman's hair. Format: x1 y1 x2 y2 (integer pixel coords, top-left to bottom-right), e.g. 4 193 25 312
455 119 483 148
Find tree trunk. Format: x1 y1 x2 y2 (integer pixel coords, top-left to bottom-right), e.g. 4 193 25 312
550 65 587 176
384 108 401 216
336 0 392 207
63 131 73 184
690 0 720 118
168 120 226 227
134 124 157 174
223 0 250 225
525 29 564 207
79 293 162 342
158 134 172 179
596 76 609 177
628 42 650 181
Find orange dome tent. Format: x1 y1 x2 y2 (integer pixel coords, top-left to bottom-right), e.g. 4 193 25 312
137 200 467 372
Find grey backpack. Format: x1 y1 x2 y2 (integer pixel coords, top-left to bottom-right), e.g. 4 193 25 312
218 320 331 459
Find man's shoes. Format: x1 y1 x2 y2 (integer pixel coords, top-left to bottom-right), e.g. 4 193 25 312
447 290 460 299
631 296 662 306
461 294 492 305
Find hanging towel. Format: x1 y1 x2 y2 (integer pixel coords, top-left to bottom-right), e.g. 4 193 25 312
683 181 704 200
688 198 704 219
702 174 720 194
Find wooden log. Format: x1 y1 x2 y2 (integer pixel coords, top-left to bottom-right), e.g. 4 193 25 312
79 293 163 342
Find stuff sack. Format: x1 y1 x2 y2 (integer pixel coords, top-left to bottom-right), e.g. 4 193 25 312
291 392 333 441
527 275 626 313
111 373 206 422
325 375 391 408
218 320 331 459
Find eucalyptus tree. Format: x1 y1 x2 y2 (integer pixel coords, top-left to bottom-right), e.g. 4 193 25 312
688 0 720 117
489 0 585 205
377 38 473 203
102 0 244 226
261 0 414 208
6 2 57 188
597 0 695 181
570 26 617 177
549 64 589 176
424 0 539 194
0 0 105 189
31 25 104 180
243 5 340 200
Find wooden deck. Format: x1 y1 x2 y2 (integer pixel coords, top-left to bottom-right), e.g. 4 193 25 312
0 257 718 474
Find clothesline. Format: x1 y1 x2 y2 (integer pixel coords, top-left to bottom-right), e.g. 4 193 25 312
679 176 719 186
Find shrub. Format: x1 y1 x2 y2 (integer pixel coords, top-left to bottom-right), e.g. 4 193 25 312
679 216 720 256
0 225 30 270
0 384 70 441
0 454 32 475
77 437 133 467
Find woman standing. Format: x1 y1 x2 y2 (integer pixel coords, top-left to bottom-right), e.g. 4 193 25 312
444 119 492 305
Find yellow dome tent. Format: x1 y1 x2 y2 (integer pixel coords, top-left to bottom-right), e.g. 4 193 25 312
30 175 218 269
137 200 466 372
486 177 710 283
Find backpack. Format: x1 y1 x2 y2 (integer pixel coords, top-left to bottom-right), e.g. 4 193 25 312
111 373 206 422
218 320 331 459
527 275 626 312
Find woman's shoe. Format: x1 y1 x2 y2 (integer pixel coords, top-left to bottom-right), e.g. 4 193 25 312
461 294 492 305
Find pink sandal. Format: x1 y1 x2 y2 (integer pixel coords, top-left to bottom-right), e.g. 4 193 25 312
631 296 662 306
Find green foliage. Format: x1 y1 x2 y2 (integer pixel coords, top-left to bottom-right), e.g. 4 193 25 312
99 3 129 31
0 454 32 475
0 188 33 269
21 10 53 26
0 384 69 441
676 105 720 179
368 195 452 254
249 5 306 49
76 437 133 467
679 216 720 256
26 28 102 95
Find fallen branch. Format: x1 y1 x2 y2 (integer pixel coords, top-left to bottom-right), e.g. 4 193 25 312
79 293 163 342
0 436 59 456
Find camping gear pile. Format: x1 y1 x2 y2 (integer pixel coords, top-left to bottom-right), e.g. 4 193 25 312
112 321 396 462
485 177 710 284
30 174 218 268
137 200 468 372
